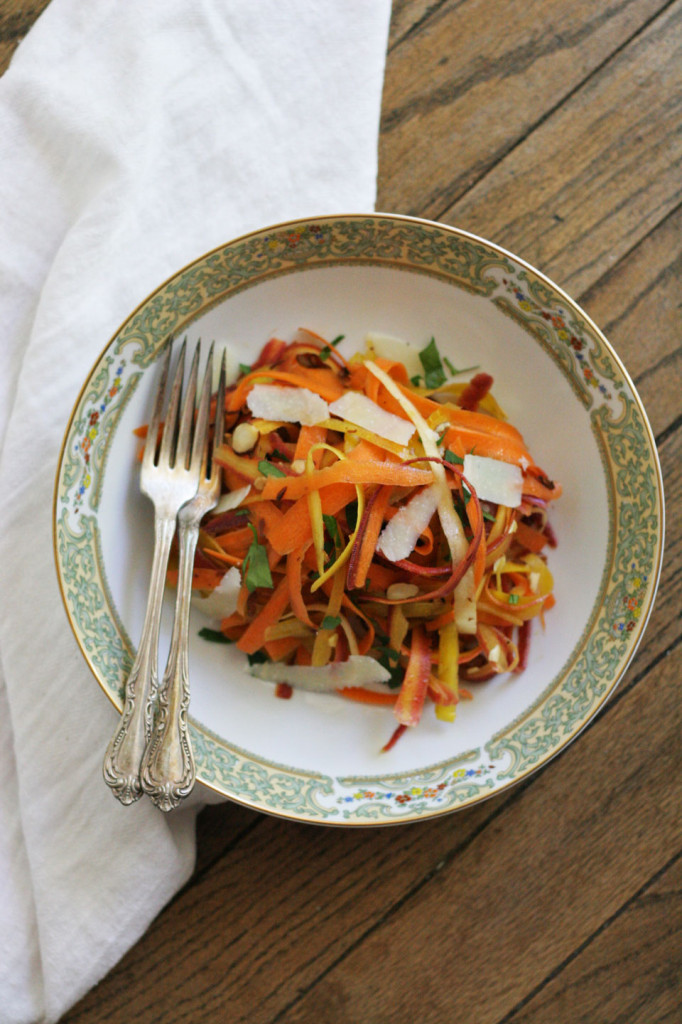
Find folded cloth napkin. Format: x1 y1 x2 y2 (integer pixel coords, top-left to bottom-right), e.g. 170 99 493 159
0 2 391 1020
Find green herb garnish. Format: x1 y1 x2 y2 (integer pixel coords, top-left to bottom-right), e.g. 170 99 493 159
418 337 447 389
243 524 274 592
247 650 270 666
377 648 404 689
239 362 252 376
443 356 457 376
345 499 358 532
319 346 332 361
321 615 342 630
198 628 234 644
258 460 286 478
331 335 345 346
323 514 343 551
410 374 424 387
270 449 291 463
508 593 520 605
444 449 464 466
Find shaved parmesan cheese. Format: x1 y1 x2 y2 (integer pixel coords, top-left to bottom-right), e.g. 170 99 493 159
246 384 329 426
192 567 241 621
212 484 251 516
378 484 439 562
249 655 391 693
463 454 523 508
365 360 476 633
328 391 415 447
365 332 423 378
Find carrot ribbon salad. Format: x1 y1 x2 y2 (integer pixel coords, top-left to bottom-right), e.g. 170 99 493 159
162 328 561 751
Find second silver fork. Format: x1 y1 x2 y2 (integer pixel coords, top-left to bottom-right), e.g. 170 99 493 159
140 350 226 811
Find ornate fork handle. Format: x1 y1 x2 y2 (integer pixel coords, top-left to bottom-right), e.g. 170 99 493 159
140 501 204 806
102 512 176 805
140 505 201 811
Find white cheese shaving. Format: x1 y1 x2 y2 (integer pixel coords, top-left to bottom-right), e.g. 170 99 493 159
192 566 242 621
249 654 391 693
328 391 415 447
365 361 477 633
212 484 251 516
246 384 329 426
364 332 423 378
377 484 439 562
463 454 523 508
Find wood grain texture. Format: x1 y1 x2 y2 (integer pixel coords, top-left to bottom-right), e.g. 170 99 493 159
507 853 682 1024
442 2 682 297
274 645 682 1023
377 0 672 218
2 1 680 1022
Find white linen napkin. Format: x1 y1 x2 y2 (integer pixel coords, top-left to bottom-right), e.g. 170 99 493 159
0 2 391 1020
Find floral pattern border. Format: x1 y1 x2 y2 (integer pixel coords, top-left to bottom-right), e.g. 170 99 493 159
54 215 663 823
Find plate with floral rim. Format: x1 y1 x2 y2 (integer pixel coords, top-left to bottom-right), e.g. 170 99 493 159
53 213 664 825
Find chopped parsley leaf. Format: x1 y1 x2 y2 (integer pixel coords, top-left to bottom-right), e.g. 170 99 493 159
444 449 464 466
418 337 447 389
247 650 270 666
321 615 342 630
243 524 273 592
323 514 342 550
198 628 234 644
258 460 286 478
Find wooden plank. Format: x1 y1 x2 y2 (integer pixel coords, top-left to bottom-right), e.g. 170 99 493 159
61 788 518 1023
193 800 261 875
580 204 682 437
387 0 446 48
274 645 682 1024
507 853 682 1023
378 0 670 218
442 3 682 297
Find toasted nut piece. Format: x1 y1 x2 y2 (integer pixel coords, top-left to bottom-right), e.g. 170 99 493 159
232 422 259 453
386 583 420 601
252 476 266 492
291 459 306 474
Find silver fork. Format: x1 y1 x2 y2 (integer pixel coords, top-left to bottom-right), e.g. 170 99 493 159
103 339 210 805
140 348 226 811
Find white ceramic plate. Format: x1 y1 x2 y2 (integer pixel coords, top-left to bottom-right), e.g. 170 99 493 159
54 214 664 824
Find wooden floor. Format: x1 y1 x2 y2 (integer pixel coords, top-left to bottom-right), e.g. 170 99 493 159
4 1 681 1021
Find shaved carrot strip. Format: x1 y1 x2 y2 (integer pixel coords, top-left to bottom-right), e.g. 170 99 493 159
523 474 563 501
261 460 433 500
337 687 398 706
286 545 316 628
514 521 547 553
263 637 301 661
267 483 356 555
236 577 290 654
347 486 392 590
226 366 345 410
294 425 327 462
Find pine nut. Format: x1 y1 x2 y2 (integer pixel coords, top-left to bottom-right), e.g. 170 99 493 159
232 422 259 453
